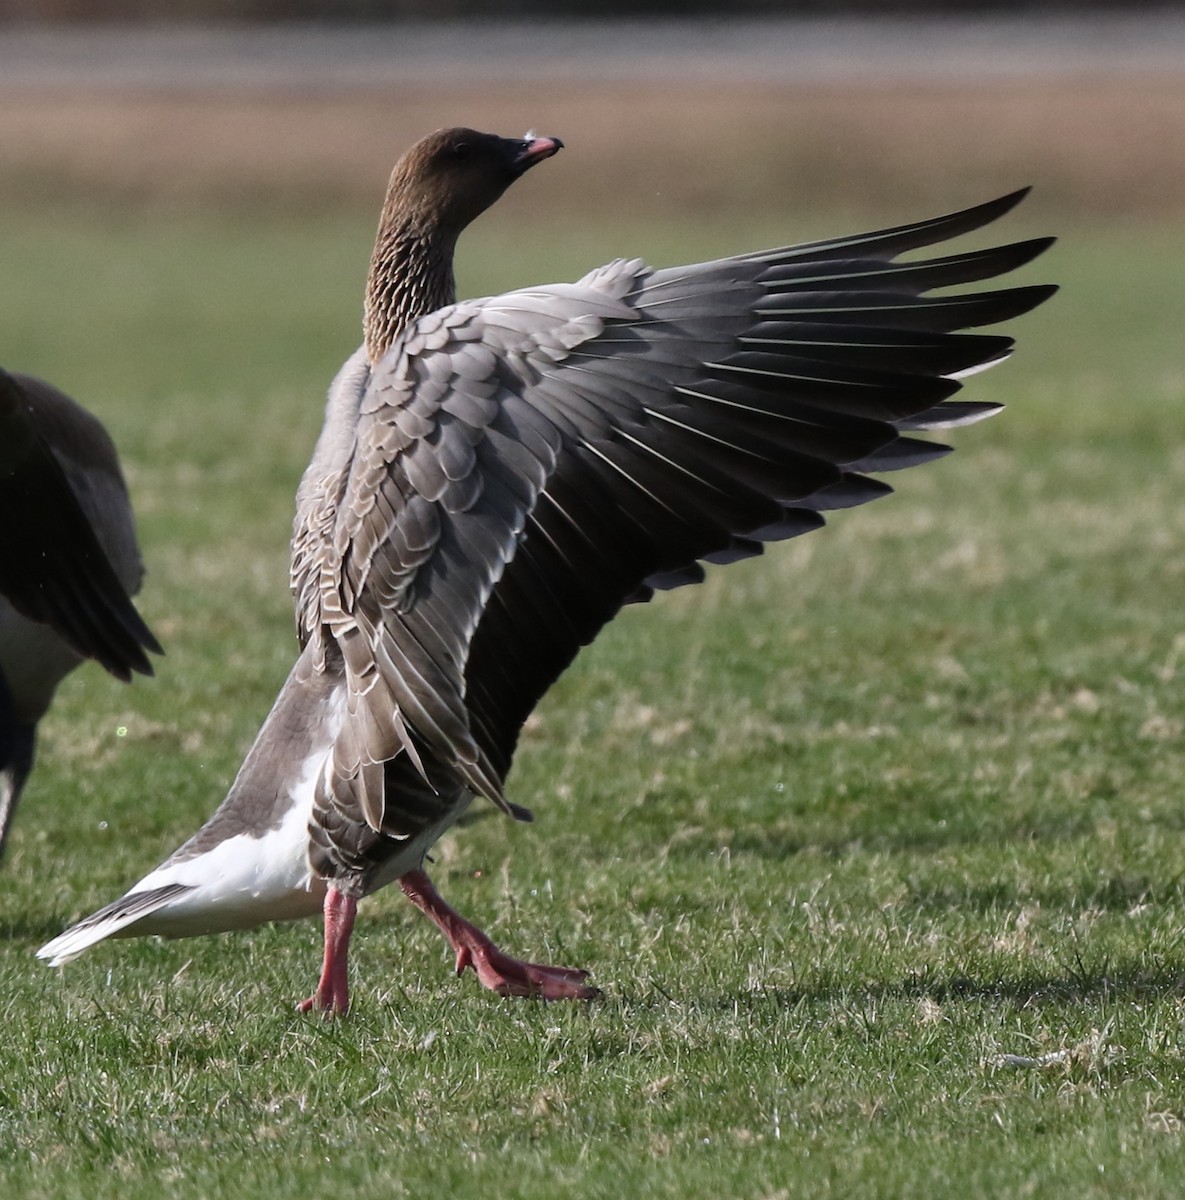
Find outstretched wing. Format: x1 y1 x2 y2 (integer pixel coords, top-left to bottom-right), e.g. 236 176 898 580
299 189 1054 829
0 370 160 680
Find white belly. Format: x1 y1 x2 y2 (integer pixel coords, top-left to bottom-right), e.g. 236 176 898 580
0 600 80 721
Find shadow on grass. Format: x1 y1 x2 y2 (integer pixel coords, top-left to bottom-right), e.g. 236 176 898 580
0 914 87 944
901 872 1185 916
631 963 1185 1014
671 801 1185 865
871 964 1185 1009
721 816 1097 861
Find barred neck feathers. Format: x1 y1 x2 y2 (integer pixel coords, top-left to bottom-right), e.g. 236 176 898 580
363 224 456 365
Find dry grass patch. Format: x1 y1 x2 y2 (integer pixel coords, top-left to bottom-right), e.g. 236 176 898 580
1 75 1184 220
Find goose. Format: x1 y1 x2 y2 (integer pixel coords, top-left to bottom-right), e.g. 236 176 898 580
0 368 161 861
39 129 1055 1013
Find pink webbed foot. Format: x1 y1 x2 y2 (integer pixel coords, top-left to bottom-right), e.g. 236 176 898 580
297 887 356 1017
451 939 599 1000
399 868 599 1001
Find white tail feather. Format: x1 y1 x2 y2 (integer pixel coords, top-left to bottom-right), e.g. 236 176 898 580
37 883 191 966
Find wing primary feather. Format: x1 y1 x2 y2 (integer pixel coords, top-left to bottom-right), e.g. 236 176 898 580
741 188 1033 265
755 237 1055 292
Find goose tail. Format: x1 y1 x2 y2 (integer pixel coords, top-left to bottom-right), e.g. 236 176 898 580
37 883 192 966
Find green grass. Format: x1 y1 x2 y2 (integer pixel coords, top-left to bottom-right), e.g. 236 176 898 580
2 203 1185 1198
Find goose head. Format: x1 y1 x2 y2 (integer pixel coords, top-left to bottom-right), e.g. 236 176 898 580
381 128 563 239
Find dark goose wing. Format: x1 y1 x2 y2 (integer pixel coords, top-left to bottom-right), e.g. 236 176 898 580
292 190 1054 828
0 370 160 680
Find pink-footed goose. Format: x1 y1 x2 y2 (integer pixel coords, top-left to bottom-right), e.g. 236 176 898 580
39 129 1054 1012
0 368 160 861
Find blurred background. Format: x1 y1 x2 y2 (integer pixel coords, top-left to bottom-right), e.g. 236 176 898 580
2 5 1184 222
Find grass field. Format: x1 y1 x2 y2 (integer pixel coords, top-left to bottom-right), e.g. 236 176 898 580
2 78 1185 1198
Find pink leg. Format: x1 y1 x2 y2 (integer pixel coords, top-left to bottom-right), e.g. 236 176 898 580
399 868 599 1000
298 886 357 1016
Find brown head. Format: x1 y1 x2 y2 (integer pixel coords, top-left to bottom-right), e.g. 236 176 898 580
365 128 563 361
379 127 563 240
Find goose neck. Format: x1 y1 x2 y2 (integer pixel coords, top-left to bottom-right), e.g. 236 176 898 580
363 223 457 365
